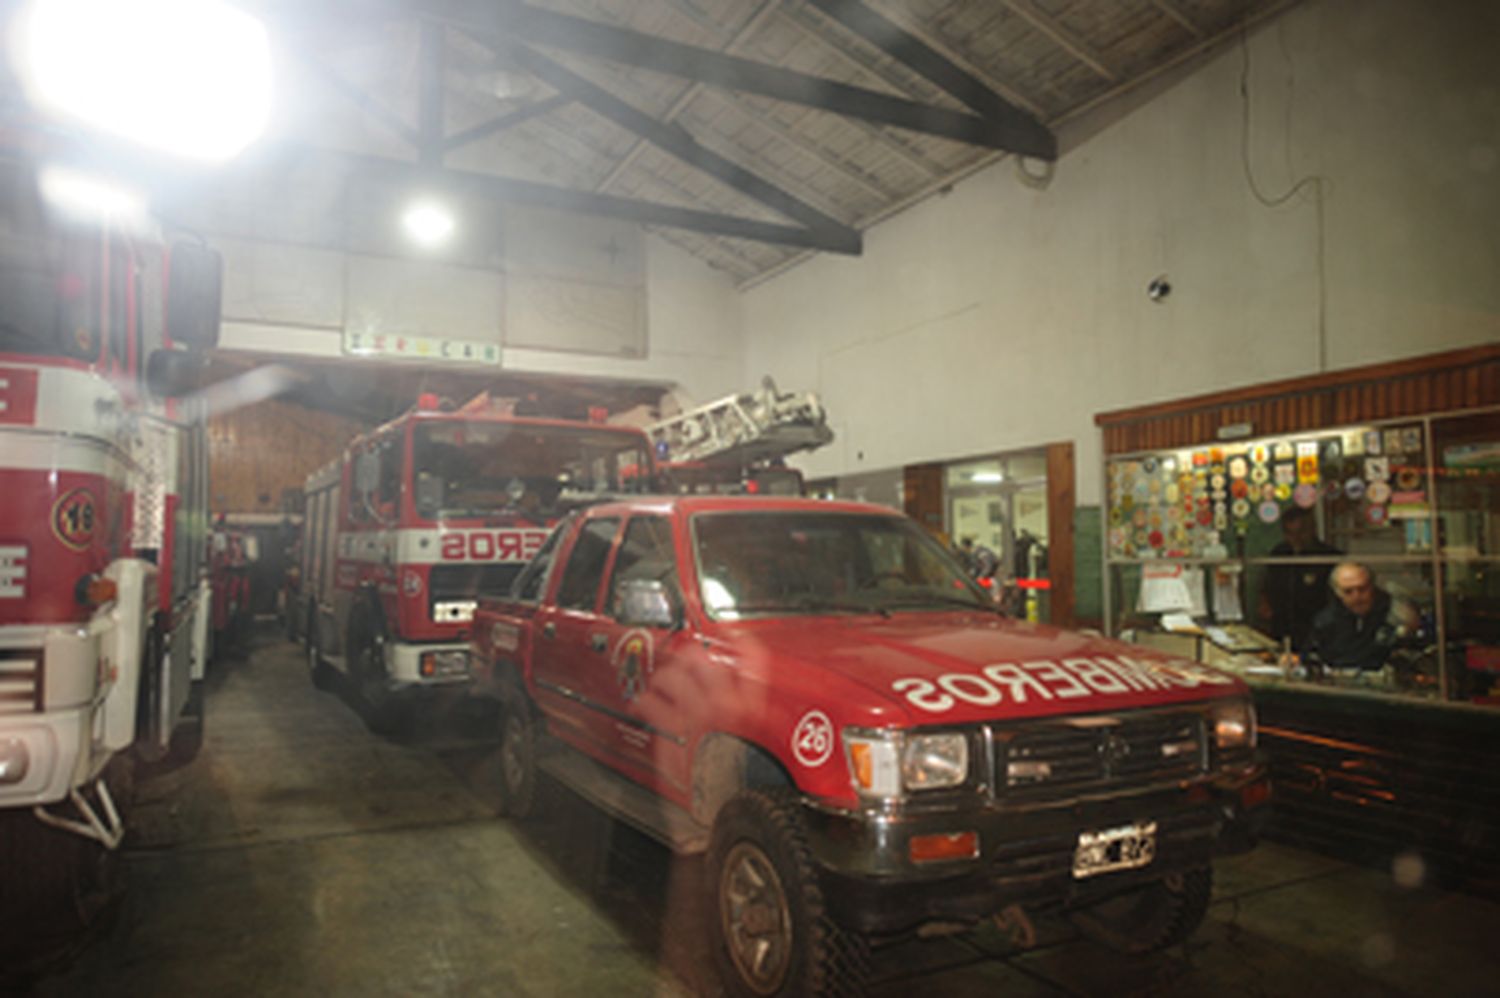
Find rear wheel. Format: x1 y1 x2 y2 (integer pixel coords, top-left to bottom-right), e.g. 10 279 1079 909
1070 865 1213 955
706 789 868 998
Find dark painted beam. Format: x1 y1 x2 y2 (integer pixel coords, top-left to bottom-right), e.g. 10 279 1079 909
806 0 1053 153
495 41 858 245
442 94 572 152
415 0 1054 158
418 20 445 165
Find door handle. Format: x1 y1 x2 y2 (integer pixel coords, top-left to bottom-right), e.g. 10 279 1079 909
590 633 608 654
542 622 557 639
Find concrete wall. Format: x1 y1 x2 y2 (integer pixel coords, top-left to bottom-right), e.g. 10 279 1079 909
740 0 1500 506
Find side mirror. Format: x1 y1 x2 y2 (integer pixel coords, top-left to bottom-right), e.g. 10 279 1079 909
353 450 379 498
165 241 223 349
145 348 206 399
414 472 445 517
615 579 680 629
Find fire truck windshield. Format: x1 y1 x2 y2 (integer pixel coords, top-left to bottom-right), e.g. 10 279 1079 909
412 420 654 521
0 170 99 362
693 511 991 620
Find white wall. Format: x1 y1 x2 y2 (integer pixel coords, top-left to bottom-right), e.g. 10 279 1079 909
740 0 1500 505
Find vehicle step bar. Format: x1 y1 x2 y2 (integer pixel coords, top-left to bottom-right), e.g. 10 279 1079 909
538 739 709 854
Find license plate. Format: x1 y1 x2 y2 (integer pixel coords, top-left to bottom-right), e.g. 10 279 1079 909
1072 821 1158 879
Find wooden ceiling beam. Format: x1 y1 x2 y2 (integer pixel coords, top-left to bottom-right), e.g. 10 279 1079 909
998 0 1118 83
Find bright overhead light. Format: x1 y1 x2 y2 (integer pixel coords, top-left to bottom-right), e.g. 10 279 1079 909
402 200 456 248
38 166 148 228
15 0 272 162
970 471 1003 484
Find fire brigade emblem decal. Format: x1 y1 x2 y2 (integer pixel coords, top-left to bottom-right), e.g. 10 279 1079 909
613 629 654 701
792 710 835 767
51 487 97 551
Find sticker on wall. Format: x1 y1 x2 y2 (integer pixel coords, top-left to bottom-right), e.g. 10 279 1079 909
1210 473 1226 492
1395 467 1423 491
1228 456 1248 480
1209 447 1225 465
1133 508 1148 528
1148 529 1164 549
1365 456 1390 481
1384 429 1404 455
1252 444 1270 465
1192 450 1209 468
1257 500 1282 524
1366 480 1392 505
1197 507 1214 526
1321 440 1342 462
1165 483 1180 504
1293 483 1319 508
1250 465 1270 486
1230 479 1249 499
1231 498 1251 520
1364 431 1382 456
1274 464 1296 486
1149 510 1163 529
1296 442 1320 484
1213 509 1228 531
1344 431 1366 457
1323 479 1343 499
1344 477 1367 501
1274 483 1293 501
1262 483 1278 501
1365 504 1389 527
1401 427 1423 453
1274 441 1295 462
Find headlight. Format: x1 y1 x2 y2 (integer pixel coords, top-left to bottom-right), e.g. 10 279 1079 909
844 729 969 799
1212 699 1256 750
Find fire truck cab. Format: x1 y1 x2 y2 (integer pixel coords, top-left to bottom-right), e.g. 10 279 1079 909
0 162 222 922
300 395 658 729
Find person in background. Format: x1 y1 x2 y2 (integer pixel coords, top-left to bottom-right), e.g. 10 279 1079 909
1307 562 1420 672
1258 506 1341 652
958 537 999 581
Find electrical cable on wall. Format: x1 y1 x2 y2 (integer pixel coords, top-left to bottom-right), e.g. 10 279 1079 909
1239 23 1328 372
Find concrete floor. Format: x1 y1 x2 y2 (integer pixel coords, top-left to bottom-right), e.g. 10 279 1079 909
22 630 1500 997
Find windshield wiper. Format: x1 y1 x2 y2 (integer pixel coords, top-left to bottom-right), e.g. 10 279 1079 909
880 593 996 613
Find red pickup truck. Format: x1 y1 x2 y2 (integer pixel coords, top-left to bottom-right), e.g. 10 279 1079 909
470 496 1268 997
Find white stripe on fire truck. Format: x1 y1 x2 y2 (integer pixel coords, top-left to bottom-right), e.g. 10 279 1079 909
0 431 130 477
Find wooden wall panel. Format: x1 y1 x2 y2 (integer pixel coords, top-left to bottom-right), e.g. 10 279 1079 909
1097 345 1500 455
902 463 945 534
208 400 363 514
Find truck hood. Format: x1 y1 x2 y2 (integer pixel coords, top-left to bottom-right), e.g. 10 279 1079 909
713 611 1244 726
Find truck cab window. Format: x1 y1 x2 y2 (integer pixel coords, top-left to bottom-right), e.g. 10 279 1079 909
513 525 567 602
555 518 620 611
607 516 680 618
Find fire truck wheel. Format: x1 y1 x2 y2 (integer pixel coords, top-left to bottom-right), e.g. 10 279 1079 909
490 693 538 818
349 612 408 736
306 613 335 691
1069 865 1213 955
706 789 869 998
166 681 205 766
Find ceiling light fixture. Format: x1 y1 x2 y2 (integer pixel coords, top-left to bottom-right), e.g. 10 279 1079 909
402 199 456 248
15 0 273 162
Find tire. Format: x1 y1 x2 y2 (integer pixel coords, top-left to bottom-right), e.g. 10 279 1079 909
166 680 205 766
1070 865 1213 955
306 606 335 691
706 789 869 998
349 607 406 736
489 688 538 818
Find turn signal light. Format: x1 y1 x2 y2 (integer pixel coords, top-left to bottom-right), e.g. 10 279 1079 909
909 831 979 864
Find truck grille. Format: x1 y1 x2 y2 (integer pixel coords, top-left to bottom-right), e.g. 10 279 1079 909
994 710 1206 799
428 564 525 609
0 651 41 714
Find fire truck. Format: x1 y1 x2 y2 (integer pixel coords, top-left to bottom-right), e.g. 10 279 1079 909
0 161 222 927
649 378 832 495
300 393 659 730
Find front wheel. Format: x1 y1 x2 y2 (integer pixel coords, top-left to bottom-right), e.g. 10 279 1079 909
1070 865 1213 955
488 690 538 818
306 607 335 691
349 613 406 736
706 790 868 998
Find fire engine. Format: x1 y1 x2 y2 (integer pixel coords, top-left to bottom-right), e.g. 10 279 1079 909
0 161 222 926
649 378 832 495
299 393 659 730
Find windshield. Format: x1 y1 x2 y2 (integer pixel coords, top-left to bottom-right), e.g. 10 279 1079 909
412 420 654 521
693 510 990 620
0 165 99 362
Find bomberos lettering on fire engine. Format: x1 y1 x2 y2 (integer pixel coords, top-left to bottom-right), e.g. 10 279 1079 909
439 529 548 563
891 655 1234 713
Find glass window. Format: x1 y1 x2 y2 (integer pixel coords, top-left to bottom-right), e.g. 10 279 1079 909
693 511 985 620
606 516 679 618
555 517 619 612
513 523 568 603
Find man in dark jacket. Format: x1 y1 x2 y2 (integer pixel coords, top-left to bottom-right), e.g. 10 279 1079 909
1259 507 1341 651
1307 562 1418 671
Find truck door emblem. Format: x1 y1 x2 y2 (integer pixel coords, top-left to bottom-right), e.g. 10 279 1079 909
613 629 654 701
792 710 835 767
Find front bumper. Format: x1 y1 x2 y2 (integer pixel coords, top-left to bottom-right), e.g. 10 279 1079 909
803 763 1270 936
384 642 474 689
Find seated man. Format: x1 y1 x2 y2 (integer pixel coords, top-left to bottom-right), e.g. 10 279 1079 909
1307 562 1419 672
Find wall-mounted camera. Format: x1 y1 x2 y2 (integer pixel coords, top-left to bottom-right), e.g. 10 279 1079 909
1147 275 1171 302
